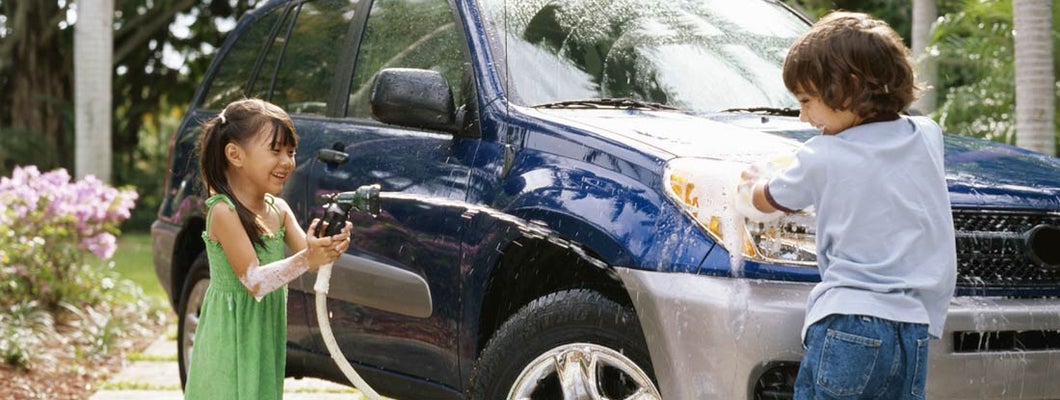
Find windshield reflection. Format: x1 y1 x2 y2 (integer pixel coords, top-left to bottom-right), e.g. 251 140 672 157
481 0 807 112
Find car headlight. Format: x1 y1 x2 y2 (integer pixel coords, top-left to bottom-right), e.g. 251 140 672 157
663 157 817 268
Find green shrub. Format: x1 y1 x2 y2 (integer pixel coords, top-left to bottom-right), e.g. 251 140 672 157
0 301 55 369
0 165 137 308
0 165 161 369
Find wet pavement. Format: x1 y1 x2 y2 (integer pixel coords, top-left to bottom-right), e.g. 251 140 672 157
88 326 367 400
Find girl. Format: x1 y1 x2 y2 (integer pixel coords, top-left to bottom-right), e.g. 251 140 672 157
185 98 351 399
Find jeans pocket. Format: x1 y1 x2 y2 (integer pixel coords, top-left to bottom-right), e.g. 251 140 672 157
911 337 930 398
817 329 882 397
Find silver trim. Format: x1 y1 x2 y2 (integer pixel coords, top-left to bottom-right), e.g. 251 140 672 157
615 268 1060 399
323 253 433 318
509 343 661 399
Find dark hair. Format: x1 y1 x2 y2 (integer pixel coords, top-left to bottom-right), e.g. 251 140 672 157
197 98 298 247
782 11 919 118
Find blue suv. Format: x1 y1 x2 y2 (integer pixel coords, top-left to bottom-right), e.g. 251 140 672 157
152 0 1060 398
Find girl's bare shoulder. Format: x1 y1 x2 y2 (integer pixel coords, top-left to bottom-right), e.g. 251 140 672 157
270 195 294 214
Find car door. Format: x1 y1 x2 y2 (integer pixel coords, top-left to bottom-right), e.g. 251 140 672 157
230 0 371 359
301 0 474 389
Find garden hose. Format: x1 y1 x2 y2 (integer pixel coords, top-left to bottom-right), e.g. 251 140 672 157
312 184 383 400
314 262 383 400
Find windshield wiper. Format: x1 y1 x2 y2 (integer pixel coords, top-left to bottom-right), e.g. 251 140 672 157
721 107 799 117
534 97 678 111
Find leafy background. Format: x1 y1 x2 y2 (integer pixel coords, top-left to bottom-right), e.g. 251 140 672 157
1 0 1057 232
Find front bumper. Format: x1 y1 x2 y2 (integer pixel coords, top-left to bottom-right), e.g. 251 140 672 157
616 268 1060 399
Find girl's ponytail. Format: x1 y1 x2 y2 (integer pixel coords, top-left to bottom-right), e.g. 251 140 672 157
197 102 275 248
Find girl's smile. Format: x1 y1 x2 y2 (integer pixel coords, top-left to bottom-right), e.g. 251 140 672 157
233 126 297 196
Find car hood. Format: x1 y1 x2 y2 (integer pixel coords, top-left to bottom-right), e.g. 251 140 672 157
533 109 1060 209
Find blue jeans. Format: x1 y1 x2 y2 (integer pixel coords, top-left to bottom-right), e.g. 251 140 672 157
795 314 930 400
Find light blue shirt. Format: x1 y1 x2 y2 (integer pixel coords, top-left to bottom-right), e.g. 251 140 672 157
766 116 957 340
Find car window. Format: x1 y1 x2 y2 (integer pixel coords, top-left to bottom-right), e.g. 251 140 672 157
268 0 362 116
346 0 465 119
201 5 292 110
479 0 806 112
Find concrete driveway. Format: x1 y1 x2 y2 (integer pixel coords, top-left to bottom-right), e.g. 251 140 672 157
89 327 369 400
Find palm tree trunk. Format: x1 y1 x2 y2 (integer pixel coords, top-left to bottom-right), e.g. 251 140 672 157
911 0 938 114
1012 0 1055 155
74 0 114 181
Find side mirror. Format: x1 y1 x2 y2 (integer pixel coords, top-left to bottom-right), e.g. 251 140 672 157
370 68 459 133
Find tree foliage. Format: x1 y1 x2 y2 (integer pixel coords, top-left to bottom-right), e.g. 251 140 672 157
787 0 1058 153
2 0 1058 230
786 0 913 42
931 0 1018 144
1 0 263 228
0 0 72 173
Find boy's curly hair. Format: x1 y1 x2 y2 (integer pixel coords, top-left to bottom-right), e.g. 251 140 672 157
783 11 919 118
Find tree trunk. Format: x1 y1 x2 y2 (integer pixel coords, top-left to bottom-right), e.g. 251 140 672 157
2 1 72 172
910 0 938 114
75 0 114 182
1012 0 1055 155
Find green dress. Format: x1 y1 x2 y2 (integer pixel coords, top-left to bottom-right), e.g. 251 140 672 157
185 194 288 400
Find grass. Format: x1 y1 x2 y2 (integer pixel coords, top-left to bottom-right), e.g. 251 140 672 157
98 381 182 391
127 351 178 362
111 232 168 307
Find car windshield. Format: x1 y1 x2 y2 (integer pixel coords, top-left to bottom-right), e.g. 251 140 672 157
479 0 808 113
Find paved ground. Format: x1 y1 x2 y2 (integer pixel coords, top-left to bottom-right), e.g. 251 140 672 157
89 326 368 400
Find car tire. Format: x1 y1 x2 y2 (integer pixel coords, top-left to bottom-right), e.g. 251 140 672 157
469 289 661 399
176 254 210 389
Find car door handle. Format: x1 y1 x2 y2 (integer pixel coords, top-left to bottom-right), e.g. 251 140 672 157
317 148 350 165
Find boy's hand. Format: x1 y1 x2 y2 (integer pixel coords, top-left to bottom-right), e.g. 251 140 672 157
740 161 770 184
737 162 769 201
736 162 783 222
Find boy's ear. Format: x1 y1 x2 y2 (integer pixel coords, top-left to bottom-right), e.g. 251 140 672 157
224 143 244 167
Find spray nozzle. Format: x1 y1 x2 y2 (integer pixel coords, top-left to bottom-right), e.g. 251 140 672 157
315 184 381 237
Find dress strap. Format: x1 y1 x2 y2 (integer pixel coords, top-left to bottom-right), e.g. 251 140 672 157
204 194 236 232
264 193 286 233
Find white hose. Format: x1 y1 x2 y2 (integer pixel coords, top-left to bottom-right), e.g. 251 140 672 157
314 262 384 400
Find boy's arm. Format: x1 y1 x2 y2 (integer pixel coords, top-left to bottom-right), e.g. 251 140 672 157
751 181 779 214
736 164 784 222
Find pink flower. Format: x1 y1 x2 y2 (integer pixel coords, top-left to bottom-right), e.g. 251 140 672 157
2 165 138 260
81 233 118 260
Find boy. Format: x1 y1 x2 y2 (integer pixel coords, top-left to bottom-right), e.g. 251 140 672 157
738 11 957 399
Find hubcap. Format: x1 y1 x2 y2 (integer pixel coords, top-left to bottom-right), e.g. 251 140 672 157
509 343 661 400
181 278 209 377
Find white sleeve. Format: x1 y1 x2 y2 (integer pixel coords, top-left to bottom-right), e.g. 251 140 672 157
766 142 823 212
239 251 311 301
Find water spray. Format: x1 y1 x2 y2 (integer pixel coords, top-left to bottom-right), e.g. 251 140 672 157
311 185 614 398
313 184 384 400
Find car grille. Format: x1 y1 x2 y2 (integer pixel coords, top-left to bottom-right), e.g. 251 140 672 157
953 209 1060 292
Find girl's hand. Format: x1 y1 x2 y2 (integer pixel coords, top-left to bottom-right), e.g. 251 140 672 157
304 220 352 271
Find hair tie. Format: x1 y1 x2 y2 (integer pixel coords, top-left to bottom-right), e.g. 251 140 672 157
218 110 228 125
883 84 889 94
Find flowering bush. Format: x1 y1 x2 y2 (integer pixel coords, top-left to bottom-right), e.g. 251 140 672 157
0 166 163 374
0 165 138 308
